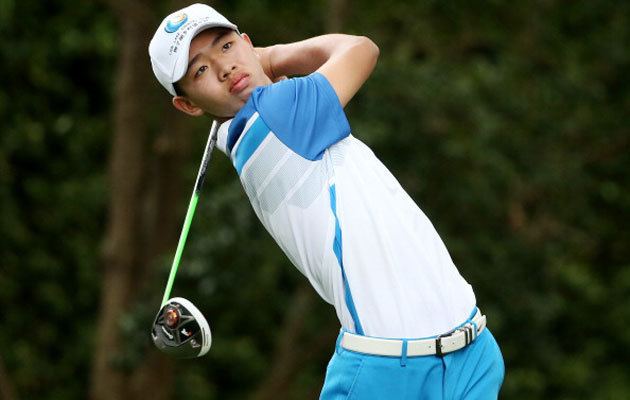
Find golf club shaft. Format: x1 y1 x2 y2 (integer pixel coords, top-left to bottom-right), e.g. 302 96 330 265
161 121 219 306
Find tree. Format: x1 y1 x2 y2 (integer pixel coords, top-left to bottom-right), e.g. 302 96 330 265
90 1 196 399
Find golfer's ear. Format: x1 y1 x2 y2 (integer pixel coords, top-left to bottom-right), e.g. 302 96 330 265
172 96 204 117
241 32 253 47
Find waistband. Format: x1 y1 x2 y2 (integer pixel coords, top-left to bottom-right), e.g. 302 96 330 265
339 308 487 358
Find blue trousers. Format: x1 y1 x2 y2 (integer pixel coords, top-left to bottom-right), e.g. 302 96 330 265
319 328 504 399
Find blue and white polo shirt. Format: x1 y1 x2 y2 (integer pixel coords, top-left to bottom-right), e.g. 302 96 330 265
216 72 476 338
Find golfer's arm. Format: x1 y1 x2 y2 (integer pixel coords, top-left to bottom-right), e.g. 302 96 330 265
262 34 379 107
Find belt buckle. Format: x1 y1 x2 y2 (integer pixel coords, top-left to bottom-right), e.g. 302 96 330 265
435 335 444 357
435 329 454 357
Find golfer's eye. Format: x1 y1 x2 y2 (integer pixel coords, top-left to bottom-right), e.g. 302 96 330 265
195 65 208 78
222 42 232 52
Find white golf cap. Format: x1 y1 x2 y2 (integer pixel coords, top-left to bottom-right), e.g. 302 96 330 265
149 3 238 96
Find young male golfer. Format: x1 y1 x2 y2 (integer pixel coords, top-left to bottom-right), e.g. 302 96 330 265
149 3 504 399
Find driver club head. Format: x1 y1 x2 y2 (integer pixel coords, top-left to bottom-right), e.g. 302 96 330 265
151 297 211 358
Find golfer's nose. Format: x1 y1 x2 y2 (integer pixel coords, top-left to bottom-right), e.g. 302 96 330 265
220 64 236 81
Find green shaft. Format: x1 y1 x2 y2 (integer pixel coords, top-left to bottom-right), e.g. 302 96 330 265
158 121 217 308
161 193 200 306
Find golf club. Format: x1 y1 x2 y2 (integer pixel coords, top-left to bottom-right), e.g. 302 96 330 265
151 120 219 358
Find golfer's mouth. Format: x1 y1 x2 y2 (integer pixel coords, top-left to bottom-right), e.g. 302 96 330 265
229 74 249 94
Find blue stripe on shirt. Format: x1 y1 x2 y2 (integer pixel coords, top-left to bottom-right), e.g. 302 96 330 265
233 116 270 175
329 184 364 335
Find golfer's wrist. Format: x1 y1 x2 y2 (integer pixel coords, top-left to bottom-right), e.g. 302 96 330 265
255 46 277 81
265 45 280 81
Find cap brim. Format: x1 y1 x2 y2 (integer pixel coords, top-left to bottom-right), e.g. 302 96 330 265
171 22 237 86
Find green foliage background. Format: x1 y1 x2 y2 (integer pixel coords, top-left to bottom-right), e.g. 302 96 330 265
1 0 628 398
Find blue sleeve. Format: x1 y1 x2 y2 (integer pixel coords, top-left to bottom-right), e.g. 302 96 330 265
250 72 351 161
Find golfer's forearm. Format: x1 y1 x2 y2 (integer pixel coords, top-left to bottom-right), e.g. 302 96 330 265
261 34 378 106
266 34 379 78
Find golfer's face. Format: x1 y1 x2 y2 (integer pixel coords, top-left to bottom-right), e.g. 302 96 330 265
179 28 270 118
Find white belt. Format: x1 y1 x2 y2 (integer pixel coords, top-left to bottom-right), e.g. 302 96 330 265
341 310 487 357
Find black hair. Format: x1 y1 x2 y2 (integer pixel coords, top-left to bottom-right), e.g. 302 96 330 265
173 81 185 97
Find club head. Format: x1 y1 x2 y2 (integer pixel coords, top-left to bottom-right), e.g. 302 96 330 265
151 297 211 358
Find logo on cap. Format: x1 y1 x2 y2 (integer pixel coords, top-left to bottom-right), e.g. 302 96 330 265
165 13 188 33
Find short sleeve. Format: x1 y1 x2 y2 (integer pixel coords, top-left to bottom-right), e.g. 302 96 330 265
250 72 351 161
